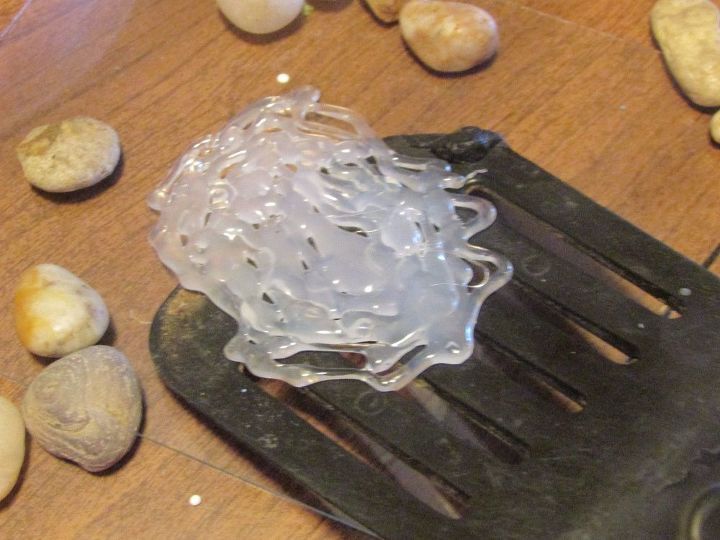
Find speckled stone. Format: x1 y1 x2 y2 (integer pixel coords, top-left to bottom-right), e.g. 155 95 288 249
14 264 110 358
21 346 143 472
16 116 120 193
400 1 498 73
0 396 25 502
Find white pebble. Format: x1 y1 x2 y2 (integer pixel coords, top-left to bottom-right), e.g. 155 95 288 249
217 0 304 34
14 264 110 358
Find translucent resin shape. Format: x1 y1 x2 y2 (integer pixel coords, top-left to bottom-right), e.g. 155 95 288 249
149 87 512 391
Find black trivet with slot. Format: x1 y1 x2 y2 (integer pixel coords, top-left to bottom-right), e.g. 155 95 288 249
150 129 720 539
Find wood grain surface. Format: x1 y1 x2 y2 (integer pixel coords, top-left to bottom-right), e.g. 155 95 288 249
0 0 718 538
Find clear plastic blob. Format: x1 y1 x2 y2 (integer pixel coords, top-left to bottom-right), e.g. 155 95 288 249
148 87 512 391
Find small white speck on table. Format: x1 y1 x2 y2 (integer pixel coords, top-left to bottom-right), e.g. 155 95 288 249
188 494 202 506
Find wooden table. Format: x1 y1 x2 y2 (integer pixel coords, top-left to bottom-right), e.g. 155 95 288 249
0 0 718 537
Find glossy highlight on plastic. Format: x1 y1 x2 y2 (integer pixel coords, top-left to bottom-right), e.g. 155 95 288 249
148 87 512 391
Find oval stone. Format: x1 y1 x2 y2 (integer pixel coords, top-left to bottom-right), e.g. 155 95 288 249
14 264 110 358
21 346 143 472
400 1 499 73
16 116 121 193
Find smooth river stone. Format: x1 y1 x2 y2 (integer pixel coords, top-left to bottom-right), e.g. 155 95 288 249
0 396 25 502
400 1 499 73
16 116 121 193
14 264 110 358
22 346 143 472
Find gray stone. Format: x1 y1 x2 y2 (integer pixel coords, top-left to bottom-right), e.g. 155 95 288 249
22 346 143 472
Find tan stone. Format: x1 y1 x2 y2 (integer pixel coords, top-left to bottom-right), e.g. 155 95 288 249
651 0 720 107
711 109 720 143
400 1 498 73
16 116 120 192
364 0 411 23
0 397 25 502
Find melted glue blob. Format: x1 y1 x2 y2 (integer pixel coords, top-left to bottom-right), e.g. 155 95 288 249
148 87 512 391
